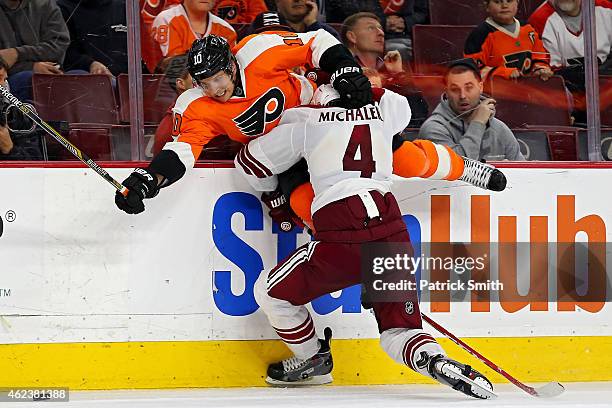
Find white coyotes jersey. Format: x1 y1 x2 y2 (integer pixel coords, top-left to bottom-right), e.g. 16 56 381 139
235 89 412 214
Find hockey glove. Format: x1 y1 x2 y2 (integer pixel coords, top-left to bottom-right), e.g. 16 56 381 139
115 168 159 214
261 189 304 232
331 65 373 109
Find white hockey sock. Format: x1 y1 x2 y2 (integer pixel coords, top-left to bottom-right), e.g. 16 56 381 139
380 328 446 377
254 271 320 360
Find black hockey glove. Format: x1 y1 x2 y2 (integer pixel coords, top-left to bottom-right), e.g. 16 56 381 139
331 65 373 109
261 189 304 232
115 168 159 214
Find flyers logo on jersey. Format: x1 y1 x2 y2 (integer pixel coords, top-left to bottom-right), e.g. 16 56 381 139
233 88 285 137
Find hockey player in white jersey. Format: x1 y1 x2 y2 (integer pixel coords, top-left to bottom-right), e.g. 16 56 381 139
234 84 505 399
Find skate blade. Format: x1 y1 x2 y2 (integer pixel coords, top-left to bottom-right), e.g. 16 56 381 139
266 373 333 387
440 365 497 399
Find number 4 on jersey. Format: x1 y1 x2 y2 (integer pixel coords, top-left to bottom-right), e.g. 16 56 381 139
343 124 376 178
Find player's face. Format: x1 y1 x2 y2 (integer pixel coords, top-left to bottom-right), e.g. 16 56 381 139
198 70 234 102
445 70 483 115
184 0 215 13
275 0 309 22
350 17 385 55
486 0 518 25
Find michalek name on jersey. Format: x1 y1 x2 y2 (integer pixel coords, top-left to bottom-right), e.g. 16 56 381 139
318 105 382 123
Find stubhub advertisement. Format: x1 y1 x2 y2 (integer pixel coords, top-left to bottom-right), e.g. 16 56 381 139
0 165 610 344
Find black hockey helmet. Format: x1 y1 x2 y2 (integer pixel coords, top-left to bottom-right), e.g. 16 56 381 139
187 35 235 81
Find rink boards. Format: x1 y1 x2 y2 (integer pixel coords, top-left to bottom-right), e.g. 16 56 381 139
0 163 611 388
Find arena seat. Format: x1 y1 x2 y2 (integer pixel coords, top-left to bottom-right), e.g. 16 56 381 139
429 0 544 25
118 74 176 124
42 126 113 161
411 75 445 113
488 76 572 128
32 74 118 124
412 25 475 74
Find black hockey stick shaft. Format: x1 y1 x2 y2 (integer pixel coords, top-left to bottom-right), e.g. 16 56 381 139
422 313 564 398
0 85 128 195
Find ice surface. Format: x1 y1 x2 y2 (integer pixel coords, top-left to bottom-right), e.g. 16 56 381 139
4 382 611 408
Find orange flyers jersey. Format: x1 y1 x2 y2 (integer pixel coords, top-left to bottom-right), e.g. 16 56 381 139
167 29 340 164
464 18 550 80
152 5 237 57
142 0 265 25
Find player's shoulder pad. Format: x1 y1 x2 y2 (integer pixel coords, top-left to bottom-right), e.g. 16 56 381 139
173 87 206 115
464 21 496 54
278 105 313 126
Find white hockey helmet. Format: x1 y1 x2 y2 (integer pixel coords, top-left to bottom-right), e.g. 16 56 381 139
311 84 341 106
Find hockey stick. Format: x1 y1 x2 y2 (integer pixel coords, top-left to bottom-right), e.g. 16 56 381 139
422 313 565 398
0 85 128 196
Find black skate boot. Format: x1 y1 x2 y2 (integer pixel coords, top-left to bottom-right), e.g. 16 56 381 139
417 352 496 399
460 157 507 191
266 327 333 386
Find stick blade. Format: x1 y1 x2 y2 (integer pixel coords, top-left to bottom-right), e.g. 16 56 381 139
534 382 565 398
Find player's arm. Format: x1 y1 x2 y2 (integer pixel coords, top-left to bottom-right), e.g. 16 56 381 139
234 122 303 192
243 30 371 108
234 121 308 231
114 101 218 215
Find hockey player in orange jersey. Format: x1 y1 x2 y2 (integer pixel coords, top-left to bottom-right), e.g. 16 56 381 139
115 28 374 219
464 0 553 81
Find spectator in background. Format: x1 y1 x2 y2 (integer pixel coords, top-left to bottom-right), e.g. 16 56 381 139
214 0 268 23
152 55 194 156
58 0 128 76
380 0 429 61
342 12 428 125
419 59 524 161
325 0 385 25
143 0 267 25
464 0 553 82
264 0 339 39
0 58 43 160
152 0 237 65
0 0 70 101
529 0 612 125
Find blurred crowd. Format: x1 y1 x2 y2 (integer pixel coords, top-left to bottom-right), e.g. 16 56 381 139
0 0 610 161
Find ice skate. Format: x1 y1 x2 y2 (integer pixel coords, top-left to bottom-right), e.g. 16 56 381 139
460 157 507 191
266 327 333 386
417 352 496 399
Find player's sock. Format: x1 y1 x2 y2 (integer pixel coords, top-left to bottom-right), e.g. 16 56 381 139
420 353 495 399
459 157 506 191
266 327 333 386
